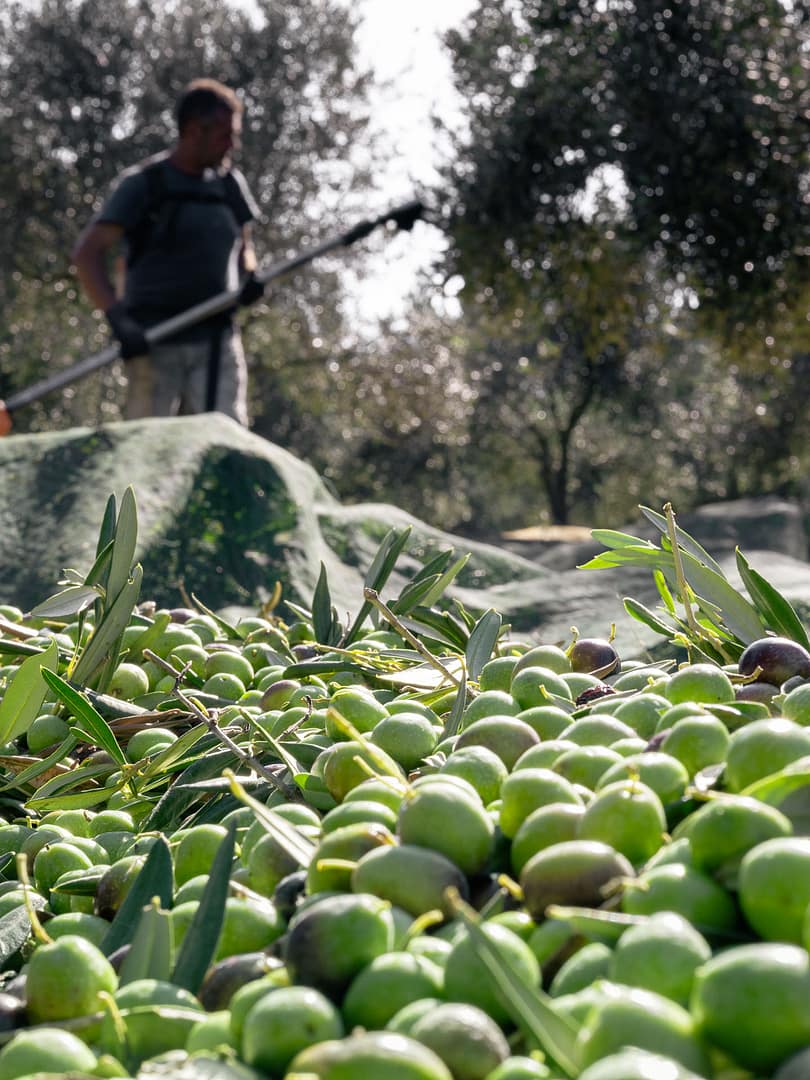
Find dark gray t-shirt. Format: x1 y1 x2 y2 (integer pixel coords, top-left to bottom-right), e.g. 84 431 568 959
98 153 259 335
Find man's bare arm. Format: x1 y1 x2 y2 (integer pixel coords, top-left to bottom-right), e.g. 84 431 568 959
240 223 258 274
71 221 125 313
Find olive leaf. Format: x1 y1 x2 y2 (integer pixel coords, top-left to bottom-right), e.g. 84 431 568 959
25 787 117 812
140 748 238 833
121 610 172 663
101 836 174 956
735 549 810 650
189 594 240 639
583 506 771 654
545 904 647 944
312 562 344 646
282 657 381 680
451 892 581 1077
343 525 412 644
41 669 127 766
26 760 116 801
639 505 725 575
0 734 78 792
50 865 109 896
135 723 210 784
675 550 764 644
0 898 46 966
171 821 237 992
106 486 139 610
466 609 502 682
117 898 173 986
401 608 470 652
414 553 470 609
623 596 679 639
226 770 316 866
29 584 102 620
441 672 468 739
0 639 62 661
0 638 59 743
71 565 143 690
391 574 446 617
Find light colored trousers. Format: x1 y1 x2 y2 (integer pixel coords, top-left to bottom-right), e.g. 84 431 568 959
124 324 248 425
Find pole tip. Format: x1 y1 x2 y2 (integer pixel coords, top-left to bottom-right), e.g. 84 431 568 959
386 199 427 232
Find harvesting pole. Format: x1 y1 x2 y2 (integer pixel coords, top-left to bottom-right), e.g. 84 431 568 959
1 199 426 428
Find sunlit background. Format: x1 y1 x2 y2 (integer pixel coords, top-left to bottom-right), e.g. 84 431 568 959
1 0 808 537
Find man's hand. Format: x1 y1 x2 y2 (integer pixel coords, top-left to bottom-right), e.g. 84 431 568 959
0 401 11 438
105 301 149 361
238 271 265 307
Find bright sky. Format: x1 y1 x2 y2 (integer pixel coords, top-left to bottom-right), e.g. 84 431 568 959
342 0 477 327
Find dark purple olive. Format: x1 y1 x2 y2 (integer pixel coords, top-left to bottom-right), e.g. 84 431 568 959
199 951 283 1011
645 730 671 752
272 870 308 922
781 676 810 695
292 644 319 661
0 991 26 1032
261 680 300 710
169 608 197 624
107 944 131 973
735 681 779 708
569 638 621 677
738 637 810 687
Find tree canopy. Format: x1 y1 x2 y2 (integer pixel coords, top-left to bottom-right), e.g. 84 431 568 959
440 0 809 341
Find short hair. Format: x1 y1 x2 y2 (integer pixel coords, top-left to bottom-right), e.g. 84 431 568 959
176 79 242 132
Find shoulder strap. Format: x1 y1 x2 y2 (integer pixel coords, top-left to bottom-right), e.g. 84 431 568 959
222 172 244 219
125 160 170 268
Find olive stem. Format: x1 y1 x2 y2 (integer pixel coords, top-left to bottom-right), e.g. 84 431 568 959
405 909 445 940
142 649 301 800
16 853 51 945
98 991 128 1055
496 873 524 902
325 704 410 783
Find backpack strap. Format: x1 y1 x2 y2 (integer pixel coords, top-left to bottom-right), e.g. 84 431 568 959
124 160 169 268
125 162 245 268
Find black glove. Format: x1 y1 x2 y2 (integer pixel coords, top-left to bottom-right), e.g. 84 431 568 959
238 271 265 307
105 301 149 361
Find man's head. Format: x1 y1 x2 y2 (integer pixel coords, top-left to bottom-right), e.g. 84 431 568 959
175 78 243 171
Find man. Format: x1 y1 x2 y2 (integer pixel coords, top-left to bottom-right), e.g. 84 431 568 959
71 78 264 424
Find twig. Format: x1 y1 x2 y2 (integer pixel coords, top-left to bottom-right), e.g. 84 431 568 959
142 649 301 801
663 503 702 639
663 503 735 664
363 588 465 690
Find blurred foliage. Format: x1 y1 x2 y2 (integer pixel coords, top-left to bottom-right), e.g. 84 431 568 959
0 0 808 537
439 0 809 332
422 0 810 526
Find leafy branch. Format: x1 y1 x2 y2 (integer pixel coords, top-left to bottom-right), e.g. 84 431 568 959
581 502 809 661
